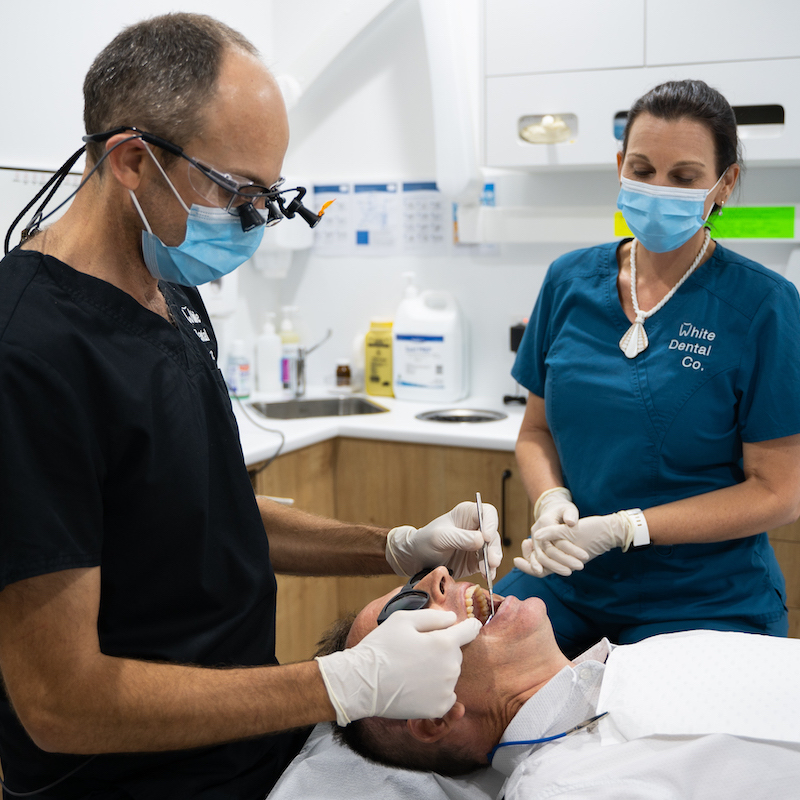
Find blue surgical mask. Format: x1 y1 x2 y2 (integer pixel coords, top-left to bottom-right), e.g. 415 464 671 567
129 144 265 286
617 169 728 253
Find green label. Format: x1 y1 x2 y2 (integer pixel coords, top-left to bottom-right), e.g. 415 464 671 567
709 206 795 239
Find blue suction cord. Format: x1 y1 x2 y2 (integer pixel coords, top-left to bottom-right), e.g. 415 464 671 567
487 711 609 763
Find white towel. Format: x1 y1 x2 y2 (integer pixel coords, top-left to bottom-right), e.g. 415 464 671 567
597 630 800 746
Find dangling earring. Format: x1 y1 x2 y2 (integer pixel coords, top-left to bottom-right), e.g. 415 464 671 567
718 199 725 217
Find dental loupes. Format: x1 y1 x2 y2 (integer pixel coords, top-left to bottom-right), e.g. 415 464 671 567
476 492 495 621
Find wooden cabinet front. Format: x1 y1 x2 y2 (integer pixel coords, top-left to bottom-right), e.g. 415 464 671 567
251 440 340 664
769 521 800 638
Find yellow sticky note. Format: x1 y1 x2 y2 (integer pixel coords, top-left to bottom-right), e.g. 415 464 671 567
614 212 632 237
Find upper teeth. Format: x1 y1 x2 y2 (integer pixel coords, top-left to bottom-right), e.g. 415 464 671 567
465 584 490 623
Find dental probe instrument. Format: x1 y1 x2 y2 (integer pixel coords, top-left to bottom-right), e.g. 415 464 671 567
476 492 495 620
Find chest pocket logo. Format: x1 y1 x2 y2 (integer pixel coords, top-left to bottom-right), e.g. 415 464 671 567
668 321 716 372
181 305 215 361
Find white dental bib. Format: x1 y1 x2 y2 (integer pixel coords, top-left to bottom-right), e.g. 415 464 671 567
596 630 800 746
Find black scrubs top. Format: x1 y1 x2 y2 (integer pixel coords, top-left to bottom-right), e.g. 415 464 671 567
0 249 301 798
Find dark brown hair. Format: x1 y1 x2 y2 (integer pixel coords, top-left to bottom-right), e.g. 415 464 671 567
622 79 741 213
82 13 259 167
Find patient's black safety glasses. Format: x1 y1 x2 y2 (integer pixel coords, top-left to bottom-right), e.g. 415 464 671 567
376 567 454 625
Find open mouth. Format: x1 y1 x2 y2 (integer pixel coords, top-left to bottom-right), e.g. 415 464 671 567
465 584 496 625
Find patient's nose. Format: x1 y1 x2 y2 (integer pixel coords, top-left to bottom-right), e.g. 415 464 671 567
421 565 453 602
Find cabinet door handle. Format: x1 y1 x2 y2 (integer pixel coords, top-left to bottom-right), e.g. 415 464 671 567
265 495 295 506
501 469 512 547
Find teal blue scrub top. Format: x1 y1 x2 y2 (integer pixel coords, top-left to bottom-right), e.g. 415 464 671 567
510 240 800 629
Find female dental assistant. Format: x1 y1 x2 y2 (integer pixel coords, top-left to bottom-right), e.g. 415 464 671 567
495 79 800 657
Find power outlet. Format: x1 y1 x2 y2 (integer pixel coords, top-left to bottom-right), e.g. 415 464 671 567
510 323 526 353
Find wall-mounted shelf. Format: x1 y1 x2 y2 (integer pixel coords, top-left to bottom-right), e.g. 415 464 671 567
457 205 615 244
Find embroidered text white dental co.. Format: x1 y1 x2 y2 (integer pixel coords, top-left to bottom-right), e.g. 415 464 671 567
669 321 717 371
181 305 214 357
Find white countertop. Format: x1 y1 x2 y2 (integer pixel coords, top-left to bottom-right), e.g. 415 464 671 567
233 389 526 466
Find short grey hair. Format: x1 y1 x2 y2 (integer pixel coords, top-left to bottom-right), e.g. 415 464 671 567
83 12 259 167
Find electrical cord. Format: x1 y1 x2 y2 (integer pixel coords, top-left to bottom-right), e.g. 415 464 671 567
233 395 285 476
487 712 608 762
3 136 141 255
0 755 98 797
3 149 83 255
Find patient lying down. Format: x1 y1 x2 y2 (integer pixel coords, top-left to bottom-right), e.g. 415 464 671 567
316 566 800 800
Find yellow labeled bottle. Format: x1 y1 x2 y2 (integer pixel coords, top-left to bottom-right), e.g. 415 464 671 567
364 320 394 397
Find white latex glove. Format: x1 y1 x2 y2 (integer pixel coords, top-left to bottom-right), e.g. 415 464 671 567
513 487 581 578
385 501 502 580
531 487 579 535
315 609 481 725
514 511 637 578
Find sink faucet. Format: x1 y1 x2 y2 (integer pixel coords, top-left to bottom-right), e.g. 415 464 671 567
294 328 332 398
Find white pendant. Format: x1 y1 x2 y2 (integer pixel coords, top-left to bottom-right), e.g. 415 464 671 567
619 320 649 359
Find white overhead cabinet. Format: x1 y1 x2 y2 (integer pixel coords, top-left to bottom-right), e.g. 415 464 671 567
645 0 800 66
484 0 645 76
484 0 800 169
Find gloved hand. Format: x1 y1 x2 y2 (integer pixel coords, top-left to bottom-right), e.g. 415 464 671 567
315 609 481 725
514 510 639 578
531 487 579 536
385 501 502 580
513 487 582 578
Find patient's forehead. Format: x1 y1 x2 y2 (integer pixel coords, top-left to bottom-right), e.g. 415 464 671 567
346 585 402 648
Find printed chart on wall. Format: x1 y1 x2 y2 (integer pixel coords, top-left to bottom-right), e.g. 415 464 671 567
312 181 449 257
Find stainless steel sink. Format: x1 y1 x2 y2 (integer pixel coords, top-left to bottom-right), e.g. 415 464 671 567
416 408 507 423
250 396 389 420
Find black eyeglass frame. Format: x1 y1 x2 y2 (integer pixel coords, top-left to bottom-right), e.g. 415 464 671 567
376 566 454 625
82 126 324 232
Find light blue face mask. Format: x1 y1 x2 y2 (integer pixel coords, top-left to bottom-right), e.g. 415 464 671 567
617 169 728 254
129 145 265 286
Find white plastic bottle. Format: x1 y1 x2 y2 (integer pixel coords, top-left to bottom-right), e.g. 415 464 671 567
256 313 282 394
350 331 366 393
225 339 253 398
392 273 467 403
280 307 301 394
